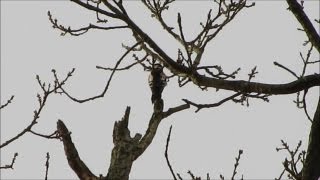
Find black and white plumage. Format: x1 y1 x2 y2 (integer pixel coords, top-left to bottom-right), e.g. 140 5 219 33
148 64 167 104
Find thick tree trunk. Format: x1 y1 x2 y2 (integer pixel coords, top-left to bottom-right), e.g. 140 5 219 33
105 107 140 180
105 144 134 180
302 96 320 180
105 104 189 180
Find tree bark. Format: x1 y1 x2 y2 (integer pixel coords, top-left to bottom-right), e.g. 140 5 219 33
286 0 320 53
105 104 189 180
57 120 98 180
105 107 140 180
302 96 320 180
70 0 320 96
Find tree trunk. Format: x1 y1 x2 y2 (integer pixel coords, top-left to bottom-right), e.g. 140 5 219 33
105 144 134 180
302 96 320 180
105 107 141 180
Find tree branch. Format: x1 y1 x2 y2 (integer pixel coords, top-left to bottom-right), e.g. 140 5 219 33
302 96 320 180
164 126 177 180
192 73 320 95
48 11 128 36
67 0 320 96
56 120 98 180
286 0 320 53
183 92 241 112
274 61 299 79
136 103 189 159
0 95 14 110
0 69 74 149
55 41 142 103
231 150 244 180
0 153 18 169
70 0 120 19
45 152 50 180
106 106 142 180
96 54 148 72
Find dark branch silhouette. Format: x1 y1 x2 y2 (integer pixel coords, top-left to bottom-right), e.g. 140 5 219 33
53 41 142 103
0 69 74 149
164 126 177 180
45 152 50 180
0 95 14 110
57 120 98 180
2 0 319 179
286 0 320 53
0 153 18 169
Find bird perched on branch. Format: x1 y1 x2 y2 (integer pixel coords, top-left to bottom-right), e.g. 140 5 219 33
148 64 167 104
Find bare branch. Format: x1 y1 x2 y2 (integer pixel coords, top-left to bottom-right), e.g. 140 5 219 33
141 0 181 43
29 130 59 139
96 54 148 72
48 11 128 36
162 103 190 118
187 170 200 180
57 120 98 180
136 103 189 159
193 73 320 95
197 65 241 80
274 61 299 79
45 152 50 180
0 153 18 169
286 0 320 53
54 41 142 103
276 140 303 180
301 90 312 122
183 92 241 112
66 0 320 95
0 69 74 149
0 95 14 110
231 150 244 180
70 0 121 19
177 13 192 67
164 126 177 180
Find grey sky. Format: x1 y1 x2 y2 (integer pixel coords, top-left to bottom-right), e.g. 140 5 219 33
1 1 319 179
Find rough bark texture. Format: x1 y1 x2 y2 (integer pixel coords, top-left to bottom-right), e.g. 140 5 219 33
105 107 141 180
55 102 188 180
51 1 319 179
57 120 98 180
302 97 320 180
106 104 189 180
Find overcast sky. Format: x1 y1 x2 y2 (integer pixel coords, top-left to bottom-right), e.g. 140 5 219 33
1 1 319 179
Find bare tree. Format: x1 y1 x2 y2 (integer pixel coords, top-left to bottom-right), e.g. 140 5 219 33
1 0 319 180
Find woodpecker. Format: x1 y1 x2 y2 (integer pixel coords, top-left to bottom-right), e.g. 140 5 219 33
148 64 167 104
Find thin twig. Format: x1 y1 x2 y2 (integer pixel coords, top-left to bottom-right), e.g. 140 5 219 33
0 95 14 110
0 153 18 169
96 54 148 71
231 149 243 180
55 41 142 103
302 90 312 122
276 140 303 180
30 130 59 139
45 152 50 180
0 69 74 149
164 126 177 180
183 92 241 112
48 10 128 36
274 61 299 79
